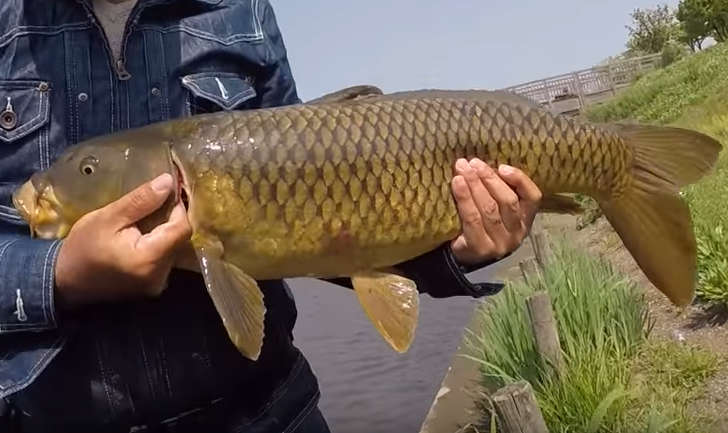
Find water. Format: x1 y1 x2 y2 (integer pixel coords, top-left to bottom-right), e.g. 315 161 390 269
289 267 493 433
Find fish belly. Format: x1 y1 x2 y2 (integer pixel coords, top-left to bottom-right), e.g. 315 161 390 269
185 156 461 280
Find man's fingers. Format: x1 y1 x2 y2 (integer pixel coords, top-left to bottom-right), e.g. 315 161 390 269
103 173 176 229
451 171 494 259
497 164 543 218
456 159 509 238
136 200 192 257
471 159 523 233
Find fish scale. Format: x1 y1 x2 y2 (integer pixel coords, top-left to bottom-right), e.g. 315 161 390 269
14 87 722 361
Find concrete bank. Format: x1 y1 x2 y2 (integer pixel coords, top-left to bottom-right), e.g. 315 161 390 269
417 239 536 433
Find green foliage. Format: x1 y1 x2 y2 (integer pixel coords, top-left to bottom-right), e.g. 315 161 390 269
626 5 682 55
675 0 728 44
464 240 719 432
585 43 728 124
573 194 602 231
675 0 712 50
673 103 728 305
705 0 728 42
695 223 728 303
465 241 650 392
661 40 690 67
628 341 722 433
682 182 728 304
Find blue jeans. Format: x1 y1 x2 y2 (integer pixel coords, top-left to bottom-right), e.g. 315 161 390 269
2 352 331 433
291 407 331 433
2 407 331 433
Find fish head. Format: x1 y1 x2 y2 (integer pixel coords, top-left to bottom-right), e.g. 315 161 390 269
12 127 177 239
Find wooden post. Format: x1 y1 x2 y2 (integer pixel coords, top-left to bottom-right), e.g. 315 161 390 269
492 381 550 433
528 222 553 269
526 292 565 377
519 258 540 286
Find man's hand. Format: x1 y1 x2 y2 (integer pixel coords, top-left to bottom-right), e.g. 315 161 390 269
54 173 192 307
450 158 542 266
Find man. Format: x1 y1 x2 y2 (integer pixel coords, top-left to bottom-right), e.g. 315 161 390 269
0 0 542 432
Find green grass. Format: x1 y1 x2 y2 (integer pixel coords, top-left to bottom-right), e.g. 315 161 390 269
463 239 720 433
583 42 728 305
586 44 728 125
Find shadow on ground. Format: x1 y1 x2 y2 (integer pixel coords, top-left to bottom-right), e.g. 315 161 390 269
686 303 728 330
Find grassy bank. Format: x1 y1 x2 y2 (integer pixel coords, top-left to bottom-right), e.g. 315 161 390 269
463 238 720 433
585 42 728 304
462 42 728 433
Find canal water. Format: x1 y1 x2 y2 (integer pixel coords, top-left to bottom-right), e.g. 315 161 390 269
289 267 493 433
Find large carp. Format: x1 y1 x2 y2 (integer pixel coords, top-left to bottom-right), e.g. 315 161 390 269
11 86 722 361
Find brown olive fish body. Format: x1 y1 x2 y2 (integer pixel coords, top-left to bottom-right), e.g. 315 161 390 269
175 97 631 280
12 87 722 362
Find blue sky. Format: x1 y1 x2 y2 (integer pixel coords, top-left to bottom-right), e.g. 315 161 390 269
272 0 679 101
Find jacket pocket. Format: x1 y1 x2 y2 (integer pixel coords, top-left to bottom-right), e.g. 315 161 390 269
0 80 52 226
181 72 257 115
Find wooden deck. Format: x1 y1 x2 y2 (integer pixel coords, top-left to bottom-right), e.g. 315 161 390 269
501 53 663 115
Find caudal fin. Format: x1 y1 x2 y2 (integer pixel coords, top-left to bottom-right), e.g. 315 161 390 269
599 124 722 307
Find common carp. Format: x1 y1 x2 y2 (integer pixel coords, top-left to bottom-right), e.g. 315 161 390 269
11 86 722 361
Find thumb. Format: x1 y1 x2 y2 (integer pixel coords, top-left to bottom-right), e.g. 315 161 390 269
104 173 176 228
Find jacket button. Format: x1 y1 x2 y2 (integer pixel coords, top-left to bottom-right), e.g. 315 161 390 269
78 92 88 102
0 110 16 130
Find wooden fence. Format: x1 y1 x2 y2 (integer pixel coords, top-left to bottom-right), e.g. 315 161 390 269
489 225 561 433
501 53 663 116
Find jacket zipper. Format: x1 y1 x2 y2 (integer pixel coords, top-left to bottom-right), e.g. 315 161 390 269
77 0 141 81
115 2 145 81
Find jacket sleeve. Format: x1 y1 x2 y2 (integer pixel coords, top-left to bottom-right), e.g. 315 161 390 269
0 224 62 334
250 1 509 299
324 244 510 299
394 244 511 298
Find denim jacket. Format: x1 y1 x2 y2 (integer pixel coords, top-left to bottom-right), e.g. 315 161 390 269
0 0 505 430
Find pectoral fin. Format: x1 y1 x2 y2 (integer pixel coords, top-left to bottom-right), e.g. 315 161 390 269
350 271 420 353
194 245 266 361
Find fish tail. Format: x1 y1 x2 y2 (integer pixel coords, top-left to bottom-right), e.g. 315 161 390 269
597 124 722 307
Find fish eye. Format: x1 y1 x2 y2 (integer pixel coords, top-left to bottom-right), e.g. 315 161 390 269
79 156 99 176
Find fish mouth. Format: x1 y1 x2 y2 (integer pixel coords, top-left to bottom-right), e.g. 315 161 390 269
12 179 70 240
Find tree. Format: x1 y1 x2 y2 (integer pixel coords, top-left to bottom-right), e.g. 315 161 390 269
625 5 681 54
707 0 728 42
675 0 711 50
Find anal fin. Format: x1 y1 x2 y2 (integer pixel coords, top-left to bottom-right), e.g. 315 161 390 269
194 244 267 361
350 270 420 353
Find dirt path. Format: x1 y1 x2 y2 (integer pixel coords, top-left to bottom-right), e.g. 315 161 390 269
538 213 728 432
